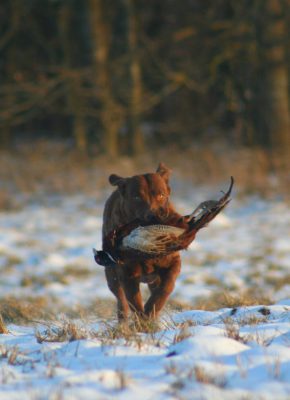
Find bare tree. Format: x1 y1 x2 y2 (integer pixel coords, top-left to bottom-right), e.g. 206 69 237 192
58 3 87 153
264 0 290 154
126 0 144 155
0 0 21 147
88 0 123 158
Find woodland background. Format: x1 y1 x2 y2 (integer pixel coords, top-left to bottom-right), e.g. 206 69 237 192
1 0 290 204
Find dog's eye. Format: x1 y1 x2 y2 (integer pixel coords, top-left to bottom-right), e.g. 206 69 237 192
134 195 141 201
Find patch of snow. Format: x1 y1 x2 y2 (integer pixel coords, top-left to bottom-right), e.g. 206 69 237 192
0 306 288 399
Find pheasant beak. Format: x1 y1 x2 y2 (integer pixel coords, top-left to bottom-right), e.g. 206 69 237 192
92 248 101 265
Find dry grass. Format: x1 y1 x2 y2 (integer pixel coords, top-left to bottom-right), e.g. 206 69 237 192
96 315 164 349
166 298 193 313
0 314 8 334
34 313 166 348
35 319 96 343
0 344 34 367
264 274 290 290
0 254 23 272
193 365 227 387
193 289 273 311
20 266 94 288
238 314 268 326
172 321 195 344
114 369 131 391
96 321 143 347
72 298 116 320
0 295 116 325
0 140 289 210
167 363 227 391
223 310 275 347
0 296 53 324
223 318 248 344
203 276 224 286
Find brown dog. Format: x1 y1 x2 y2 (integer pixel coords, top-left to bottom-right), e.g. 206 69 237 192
102 163 184 320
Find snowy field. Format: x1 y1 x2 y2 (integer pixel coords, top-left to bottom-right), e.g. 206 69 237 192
0 180 290 399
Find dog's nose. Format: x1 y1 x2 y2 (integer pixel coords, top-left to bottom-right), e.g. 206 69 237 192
145 210 155 221
145 207 166 222
158 207 167 217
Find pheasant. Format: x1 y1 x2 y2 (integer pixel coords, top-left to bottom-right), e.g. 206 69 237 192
93 177 234 267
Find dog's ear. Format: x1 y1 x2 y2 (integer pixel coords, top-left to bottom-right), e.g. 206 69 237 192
156 162 172 183
109 174 126 195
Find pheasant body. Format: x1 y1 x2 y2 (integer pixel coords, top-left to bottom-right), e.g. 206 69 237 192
122 225 185 254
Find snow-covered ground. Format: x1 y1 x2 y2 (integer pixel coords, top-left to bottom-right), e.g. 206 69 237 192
0 304 290 400
0 181 289 399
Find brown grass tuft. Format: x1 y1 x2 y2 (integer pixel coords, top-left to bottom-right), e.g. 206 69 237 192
265 274 290 290
173 321 195 344
223 318 248 344
193 365 227 387
0 314 9 334
20 266 94 288
97 318 156 348
168 363 227 390
193 289 273 311
35 320 95 343
0 295 116 325
0 296 53 324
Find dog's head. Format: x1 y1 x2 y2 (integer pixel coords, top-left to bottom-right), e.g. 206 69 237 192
109 163 172 221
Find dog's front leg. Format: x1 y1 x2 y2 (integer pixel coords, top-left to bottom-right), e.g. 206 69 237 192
144 254 181 318
105 266 130 321
121 264 144 316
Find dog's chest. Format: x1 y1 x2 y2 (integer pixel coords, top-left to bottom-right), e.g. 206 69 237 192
140 262 158 284
139 257 169 283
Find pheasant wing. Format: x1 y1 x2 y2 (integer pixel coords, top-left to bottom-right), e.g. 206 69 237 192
176 176 234 249
189 176 234 229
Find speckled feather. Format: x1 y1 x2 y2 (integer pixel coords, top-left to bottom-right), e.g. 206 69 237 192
122 225 185 253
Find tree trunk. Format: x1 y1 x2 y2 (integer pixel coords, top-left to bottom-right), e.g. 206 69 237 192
72 81 87 153
127 0 144 155
59 4 87 153
264 0 290 155
88 0 122 158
